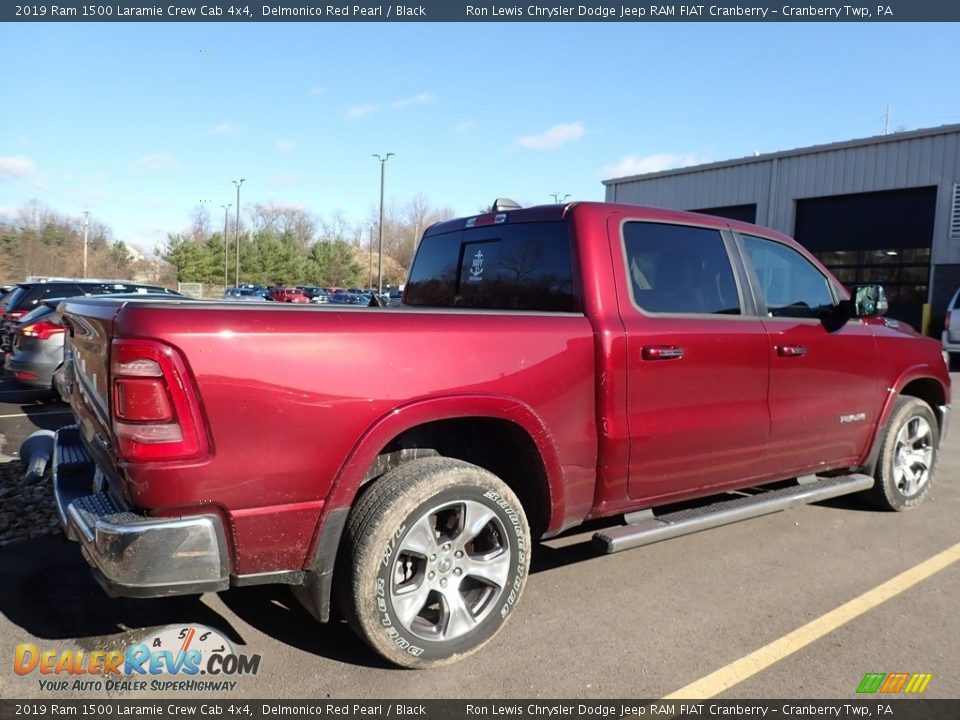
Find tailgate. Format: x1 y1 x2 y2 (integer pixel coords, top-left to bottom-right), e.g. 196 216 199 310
59 297 125 474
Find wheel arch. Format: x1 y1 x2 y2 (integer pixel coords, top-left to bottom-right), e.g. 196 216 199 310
295 395 563 622
859 367 948 475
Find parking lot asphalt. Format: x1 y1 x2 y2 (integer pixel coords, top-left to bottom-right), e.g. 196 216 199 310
0 376 957 701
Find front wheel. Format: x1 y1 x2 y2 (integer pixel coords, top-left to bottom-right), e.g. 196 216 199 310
338 457 531 668
867 396 939 511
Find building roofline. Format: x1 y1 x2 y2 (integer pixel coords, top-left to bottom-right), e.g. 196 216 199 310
601 122 960 186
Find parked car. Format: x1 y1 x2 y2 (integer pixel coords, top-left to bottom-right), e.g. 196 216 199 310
51 201 949 669
3 304 65 389
269 287 310 303
329 290 370 305
942 287 960 367
4 287 182 390
1 279 177 356
223 287 269 302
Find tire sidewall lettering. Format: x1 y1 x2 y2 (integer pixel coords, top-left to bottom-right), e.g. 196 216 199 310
372 481 528 661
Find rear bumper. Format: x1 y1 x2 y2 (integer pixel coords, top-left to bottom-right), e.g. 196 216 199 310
4 353 57 388
53 425 230 598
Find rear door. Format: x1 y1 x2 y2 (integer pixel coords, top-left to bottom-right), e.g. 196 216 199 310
612 216 772 502
737 233 880 473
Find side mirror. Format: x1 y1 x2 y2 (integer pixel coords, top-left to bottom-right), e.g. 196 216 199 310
849 284 888 318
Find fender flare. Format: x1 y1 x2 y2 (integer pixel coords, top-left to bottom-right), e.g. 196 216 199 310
859 364 948 473
326 393 564 519
295 394 565 622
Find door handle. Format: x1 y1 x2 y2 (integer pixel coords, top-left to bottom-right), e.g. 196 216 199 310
642 345 685 361
776 345 807 358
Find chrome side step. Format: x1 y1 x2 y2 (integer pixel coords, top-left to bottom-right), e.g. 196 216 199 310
593 474 875 554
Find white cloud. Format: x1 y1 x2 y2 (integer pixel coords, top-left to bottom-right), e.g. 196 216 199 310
345 103 381 120
516 122 586 150
133 153 179 171
452 120 476 135
310 85 326 95
0 205 17 218
391 92 436 109
210 122 236 136
601 152 701 179
0 154 38 179
275 140 296 153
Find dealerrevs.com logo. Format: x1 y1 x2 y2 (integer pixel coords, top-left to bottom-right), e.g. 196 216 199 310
14 625 261 693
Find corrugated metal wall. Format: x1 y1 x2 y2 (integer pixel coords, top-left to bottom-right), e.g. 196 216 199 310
604 127 960 266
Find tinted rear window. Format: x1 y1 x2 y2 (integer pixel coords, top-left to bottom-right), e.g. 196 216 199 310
405 222 576 311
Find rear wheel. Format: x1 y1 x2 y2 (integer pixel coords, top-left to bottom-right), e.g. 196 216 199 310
868 397 939 511
338 457 530 668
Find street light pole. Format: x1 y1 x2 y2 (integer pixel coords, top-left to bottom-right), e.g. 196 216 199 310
221 204 232 290
363 221 375 289
550 192 570 204
232 178 245 286
373 153 394 296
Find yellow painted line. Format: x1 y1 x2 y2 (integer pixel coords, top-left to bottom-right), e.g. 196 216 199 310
664 541 960 699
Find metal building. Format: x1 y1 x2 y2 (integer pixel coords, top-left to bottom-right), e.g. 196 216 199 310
603 124 960 334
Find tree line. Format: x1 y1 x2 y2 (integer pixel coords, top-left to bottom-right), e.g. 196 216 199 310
0 194 455 290
162 194 454 289
0 200 147 284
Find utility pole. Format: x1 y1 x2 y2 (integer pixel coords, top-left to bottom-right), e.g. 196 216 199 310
221 203 232 290
373 153 394 296
232 179 245 286
882 105 891 135
82 211 90 278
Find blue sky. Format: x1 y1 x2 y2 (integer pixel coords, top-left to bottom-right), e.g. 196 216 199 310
1 22 957 254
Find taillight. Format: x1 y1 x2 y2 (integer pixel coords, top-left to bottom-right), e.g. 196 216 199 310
21 320 65 340
111 339 209 462
6 310 27 322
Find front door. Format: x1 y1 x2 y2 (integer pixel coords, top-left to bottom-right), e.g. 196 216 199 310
739 233 880 474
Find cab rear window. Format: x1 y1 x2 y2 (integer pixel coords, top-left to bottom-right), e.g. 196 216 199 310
405 222 577 312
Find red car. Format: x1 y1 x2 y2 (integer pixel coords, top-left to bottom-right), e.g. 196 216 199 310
51 201 949 668
269 287 310 303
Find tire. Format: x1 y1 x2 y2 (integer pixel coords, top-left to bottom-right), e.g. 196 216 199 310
338 457 531 668
867 396 939 511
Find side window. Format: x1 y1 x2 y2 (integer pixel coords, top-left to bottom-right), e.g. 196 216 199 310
741 235 835 319
42 285 83 301
623 222 741 315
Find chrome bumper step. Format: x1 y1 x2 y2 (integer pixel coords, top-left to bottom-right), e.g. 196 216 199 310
593 474 875 554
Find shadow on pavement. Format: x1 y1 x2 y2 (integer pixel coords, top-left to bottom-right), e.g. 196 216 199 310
0 536 247 649
218 586 391 669
21 404 72 431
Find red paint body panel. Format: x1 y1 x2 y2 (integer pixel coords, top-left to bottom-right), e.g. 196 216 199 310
95 306 597 573
60 202 951 576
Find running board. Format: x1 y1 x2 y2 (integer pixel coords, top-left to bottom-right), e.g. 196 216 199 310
593 474 874 554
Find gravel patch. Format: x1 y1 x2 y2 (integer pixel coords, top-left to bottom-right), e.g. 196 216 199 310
0 460 60 545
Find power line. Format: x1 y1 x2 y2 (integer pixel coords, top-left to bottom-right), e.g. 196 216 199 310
0 166 93 210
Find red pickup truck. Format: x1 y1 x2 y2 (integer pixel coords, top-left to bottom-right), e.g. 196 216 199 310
52 201 949 668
